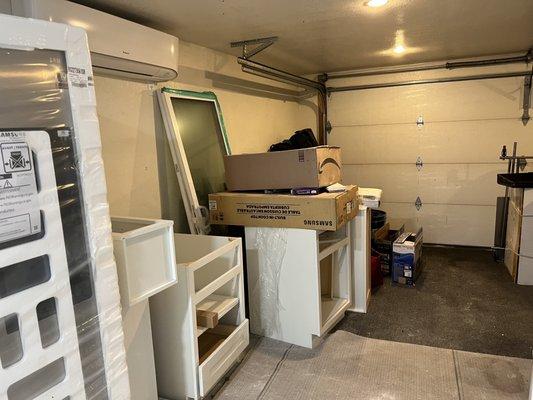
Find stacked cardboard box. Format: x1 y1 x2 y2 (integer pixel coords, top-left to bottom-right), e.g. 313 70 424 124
209 146 359 231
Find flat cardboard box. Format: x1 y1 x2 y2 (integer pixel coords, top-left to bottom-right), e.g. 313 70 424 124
224 146 341 191
209 186 358 231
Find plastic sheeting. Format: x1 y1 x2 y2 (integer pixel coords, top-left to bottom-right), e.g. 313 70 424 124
248 228 288 337
0 15 129 399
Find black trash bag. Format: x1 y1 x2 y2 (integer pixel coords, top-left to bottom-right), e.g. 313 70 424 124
268 128 319 152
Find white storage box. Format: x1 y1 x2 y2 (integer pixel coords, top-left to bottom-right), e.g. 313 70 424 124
111 216 177 307
151 234 249 400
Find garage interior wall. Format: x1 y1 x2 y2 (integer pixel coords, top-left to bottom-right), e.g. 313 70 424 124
93 41 317 231
328 63 533 246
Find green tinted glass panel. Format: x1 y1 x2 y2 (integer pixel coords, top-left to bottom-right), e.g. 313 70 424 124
170 98 227 208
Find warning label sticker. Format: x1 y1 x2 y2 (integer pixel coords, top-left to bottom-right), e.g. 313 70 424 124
0 134 41 244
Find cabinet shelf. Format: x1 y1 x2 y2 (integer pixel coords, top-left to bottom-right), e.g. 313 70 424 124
320 296 350 335
196 295 239 337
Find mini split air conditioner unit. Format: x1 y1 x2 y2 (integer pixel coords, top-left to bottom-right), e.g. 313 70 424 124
12 0 179 82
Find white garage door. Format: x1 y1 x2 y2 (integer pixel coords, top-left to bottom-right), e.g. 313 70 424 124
328 71 533 246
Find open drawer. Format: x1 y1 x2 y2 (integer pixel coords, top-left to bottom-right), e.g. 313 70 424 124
111 216 177 306
198 319 249 396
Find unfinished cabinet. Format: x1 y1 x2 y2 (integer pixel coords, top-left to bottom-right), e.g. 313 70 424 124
150 234 248 400
112 217 177 307
245 223 352 348
111 217 178 400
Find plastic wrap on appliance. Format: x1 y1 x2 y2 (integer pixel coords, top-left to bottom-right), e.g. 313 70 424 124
0 14 129 400
248 228 288 337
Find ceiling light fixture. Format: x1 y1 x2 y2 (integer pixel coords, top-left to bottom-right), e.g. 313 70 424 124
366 0 389 7
393 44 406 54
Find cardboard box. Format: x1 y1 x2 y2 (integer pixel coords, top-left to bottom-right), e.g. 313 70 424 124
392 228 423 286
224 146 341 191
209 186 358 231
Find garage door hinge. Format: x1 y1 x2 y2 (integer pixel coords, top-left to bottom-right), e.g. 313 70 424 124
416 156 423 170
326 121 333 135
416 116 424 128
415 196 422 211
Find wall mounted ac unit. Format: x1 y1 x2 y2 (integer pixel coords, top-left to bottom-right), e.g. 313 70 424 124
12 0 179 82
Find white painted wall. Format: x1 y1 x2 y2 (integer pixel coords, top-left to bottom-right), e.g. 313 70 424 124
328 64 533 246
94 40 317 231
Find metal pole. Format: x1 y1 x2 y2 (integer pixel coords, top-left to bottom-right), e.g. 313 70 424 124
327 71 531 93
238 58 326 93
512 142 518 174
327 50 532 80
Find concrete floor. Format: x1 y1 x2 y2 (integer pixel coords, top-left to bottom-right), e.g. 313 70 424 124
214 331 532 400
336 245 533 359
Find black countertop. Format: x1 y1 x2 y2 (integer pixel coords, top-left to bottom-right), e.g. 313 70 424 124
497 172 533 188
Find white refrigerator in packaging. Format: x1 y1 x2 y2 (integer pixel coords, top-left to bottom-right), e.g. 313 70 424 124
0 13 129 400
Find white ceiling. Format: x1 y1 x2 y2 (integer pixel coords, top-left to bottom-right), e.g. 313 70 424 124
72 0 533 75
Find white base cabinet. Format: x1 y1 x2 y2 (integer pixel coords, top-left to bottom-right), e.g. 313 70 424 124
245 223 352 348
349 206 371 313
111 216 178 400
150 234 249 400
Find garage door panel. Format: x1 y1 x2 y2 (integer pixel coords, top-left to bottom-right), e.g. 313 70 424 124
329 125 419 164
420 120 533 163
418 204 496 246
329 118 533 165
380 202 495 246
418 164 506 206
328 77 525 126
342 164 417 203
344 163 505 206
379 202 419 232
329 73 527 246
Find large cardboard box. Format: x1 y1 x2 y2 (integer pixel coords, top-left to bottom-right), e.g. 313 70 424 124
209 186 358 231
224 146 341 191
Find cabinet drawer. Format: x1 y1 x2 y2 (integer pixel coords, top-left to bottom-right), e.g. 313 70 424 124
198 319 249 396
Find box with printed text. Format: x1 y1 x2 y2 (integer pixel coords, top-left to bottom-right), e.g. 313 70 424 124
209 186 358 231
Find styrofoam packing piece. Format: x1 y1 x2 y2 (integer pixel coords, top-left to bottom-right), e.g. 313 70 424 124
0 13 129 399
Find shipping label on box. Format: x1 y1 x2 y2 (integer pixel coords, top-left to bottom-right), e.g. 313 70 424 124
209 186 358 231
